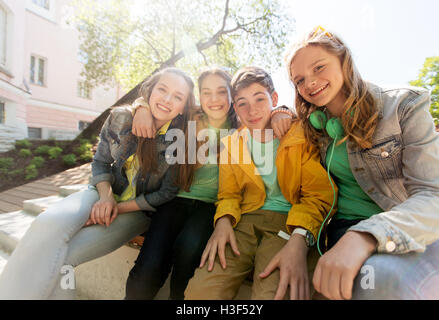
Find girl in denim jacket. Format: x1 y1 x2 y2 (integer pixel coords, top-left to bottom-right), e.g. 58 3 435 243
273 27 439 299
0 68 196 299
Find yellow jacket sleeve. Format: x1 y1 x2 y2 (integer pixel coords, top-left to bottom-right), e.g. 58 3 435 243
214 144 243 228
286 144 338 240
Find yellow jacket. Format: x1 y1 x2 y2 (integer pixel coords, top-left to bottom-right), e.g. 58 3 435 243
214 121 337 239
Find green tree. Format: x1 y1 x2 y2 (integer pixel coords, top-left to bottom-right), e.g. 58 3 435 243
70 0 294 140
410 56 439 125
71 0 294 90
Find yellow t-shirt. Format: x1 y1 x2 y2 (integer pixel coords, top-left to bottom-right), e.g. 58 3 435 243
113 120 172 203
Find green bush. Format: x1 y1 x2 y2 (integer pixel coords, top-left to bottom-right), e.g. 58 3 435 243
74 142 92 155
25 164 38 180
90 135 98 144
19 148 32 158
48 146 63 159
79 150 93 161
0 157 13 169
79 138 91 145
62 154 77 166
9 168 24 176
30 156 45 168
55 141 68 148
15 139 31 149
35 145 51 156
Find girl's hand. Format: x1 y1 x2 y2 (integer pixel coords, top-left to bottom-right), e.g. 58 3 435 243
86 196 118 227
132 98 156 138
199 215 240 272
312 231 377 300
259 234 310 300
271 110 293 139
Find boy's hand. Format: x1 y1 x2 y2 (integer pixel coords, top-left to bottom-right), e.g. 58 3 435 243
259 234 310 300
312 231 377 300
199 215 240 272
271 111 293 139
132 98 156 138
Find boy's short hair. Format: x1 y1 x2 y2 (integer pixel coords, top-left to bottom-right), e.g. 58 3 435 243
230 66 275 99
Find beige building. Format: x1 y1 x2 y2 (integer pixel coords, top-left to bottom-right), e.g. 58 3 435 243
0 0 122 152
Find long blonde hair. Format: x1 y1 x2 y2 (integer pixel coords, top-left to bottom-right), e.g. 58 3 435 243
285 27 379 149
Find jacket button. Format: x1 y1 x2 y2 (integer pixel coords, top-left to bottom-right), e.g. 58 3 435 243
381 151 389 158
385 241 396 252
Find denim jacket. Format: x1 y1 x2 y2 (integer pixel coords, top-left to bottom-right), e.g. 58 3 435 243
318 83 439 254
90 106 179 212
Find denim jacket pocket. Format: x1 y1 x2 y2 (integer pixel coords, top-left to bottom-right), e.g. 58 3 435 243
362 136 403 180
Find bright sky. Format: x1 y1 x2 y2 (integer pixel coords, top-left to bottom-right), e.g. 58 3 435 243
274 0 439 106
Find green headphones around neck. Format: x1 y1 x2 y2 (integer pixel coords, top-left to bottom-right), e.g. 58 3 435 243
309 109 344 255
309 110 345 140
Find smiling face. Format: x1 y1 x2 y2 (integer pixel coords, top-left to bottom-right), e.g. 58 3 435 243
290 45 346 115
149 72 190 126
199 74 231 126
233 83 278 132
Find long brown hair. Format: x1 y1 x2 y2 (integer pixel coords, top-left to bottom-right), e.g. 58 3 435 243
184 67 239 169
285 27 379 150
136 67 196 191
197 67 239 130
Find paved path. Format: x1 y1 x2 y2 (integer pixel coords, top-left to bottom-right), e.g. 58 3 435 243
0 163 91 214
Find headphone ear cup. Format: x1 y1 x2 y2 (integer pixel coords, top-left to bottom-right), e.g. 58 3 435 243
309 110 327 130
326 117 345 140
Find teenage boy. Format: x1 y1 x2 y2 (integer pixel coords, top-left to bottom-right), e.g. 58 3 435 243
184 66 336 300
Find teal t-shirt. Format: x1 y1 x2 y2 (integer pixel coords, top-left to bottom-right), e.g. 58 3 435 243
246 130 291 213
177 123 226 203
326 140 382 220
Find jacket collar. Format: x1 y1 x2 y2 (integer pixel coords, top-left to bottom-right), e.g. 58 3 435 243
224 127 265 191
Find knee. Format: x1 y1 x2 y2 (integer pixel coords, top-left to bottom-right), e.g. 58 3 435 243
173 239 204 268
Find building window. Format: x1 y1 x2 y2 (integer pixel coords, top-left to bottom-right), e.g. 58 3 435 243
28 127 42 139
78 120 91 131
77 81 92 99
32 0 50 10
30 55 46 86
0 6 6 67
0 102 5 124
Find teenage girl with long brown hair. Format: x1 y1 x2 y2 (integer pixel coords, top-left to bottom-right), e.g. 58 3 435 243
0 67 196 299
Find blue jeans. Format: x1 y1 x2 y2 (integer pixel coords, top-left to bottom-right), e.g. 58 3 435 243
328 218 439 299
125 197 215 300
0 187 151 300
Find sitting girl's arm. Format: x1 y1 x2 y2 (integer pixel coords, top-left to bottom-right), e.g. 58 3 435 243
131 97 157 138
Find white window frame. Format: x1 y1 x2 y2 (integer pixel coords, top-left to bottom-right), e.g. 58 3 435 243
77 81 92 100
31 0 50 10
26 0 56 23
30 54 47 87
28 127 42 139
